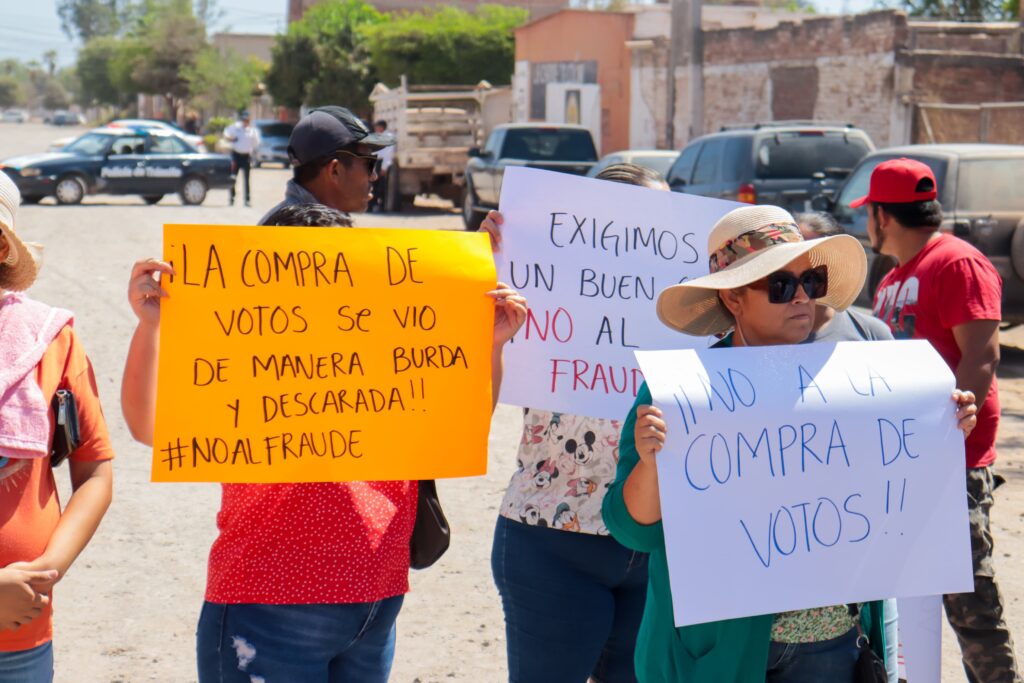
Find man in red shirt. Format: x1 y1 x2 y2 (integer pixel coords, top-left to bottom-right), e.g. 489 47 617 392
858 158 1021 683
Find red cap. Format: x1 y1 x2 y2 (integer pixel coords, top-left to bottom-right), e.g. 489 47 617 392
849 157 938 208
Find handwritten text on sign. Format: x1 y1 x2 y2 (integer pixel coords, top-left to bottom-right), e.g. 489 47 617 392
496 167 738 419
636 341 973 627
153 224 496 483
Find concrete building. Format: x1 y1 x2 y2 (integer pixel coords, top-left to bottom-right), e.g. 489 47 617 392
211 33 275 65
288 0 570 23
514 4 1024 153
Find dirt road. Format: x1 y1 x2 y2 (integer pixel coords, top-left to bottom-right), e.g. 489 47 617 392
1 123 1019 681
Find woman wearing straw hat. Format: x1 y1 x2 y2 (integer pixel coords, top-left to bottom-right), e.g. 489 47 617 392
601 205 979 683
0 173 114 681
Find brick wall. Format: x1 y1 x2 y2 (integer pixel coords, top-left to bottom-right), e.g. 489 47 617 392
700 12 904 146
912 54 1024 104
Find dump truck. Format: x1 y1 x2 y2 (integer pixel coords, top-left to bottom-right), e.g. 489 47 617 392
369 77 512 212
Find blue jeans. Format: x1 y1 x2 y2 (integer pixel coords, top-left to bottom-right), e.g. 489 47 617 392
491 515 648 683
766 627 859 683
0 641 52 683
196 597 404 683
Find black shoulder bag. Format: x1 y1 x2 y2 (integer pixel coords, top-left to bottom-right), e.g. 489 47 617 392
848 604 887 683
50 388 80 468
409 479 450 570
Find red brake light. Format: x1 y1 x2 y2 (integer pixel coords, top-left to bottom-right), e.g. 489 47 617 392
738 183 757 204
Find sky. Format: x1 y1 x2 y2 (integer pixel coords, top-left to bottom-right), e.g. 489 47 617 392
1 0 878 68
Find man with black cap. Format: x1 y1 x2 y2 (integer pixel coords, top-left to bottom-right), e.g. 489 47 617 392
863 158 1021 683
259 106 391 225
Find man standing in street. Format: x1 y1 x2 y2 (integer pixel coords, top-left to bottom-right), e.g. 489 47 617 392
860 158 1021 683
370 120 394 212
223 111 259 206
260 106 387 223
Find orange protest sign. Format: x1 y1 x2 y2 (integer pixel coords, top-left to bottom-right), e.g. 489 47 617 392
153 224 496 483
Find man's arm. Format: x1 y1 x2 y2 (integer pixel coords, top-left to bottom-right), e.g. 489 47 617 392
952 319 1000 408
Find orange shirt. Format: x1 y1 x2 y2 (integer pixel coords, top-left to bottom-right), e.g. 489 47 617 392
0 326 113 651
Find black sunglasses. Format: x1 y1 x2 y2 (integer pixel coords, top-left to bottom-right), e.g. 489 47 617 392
334 149 381 176
751 265 829 304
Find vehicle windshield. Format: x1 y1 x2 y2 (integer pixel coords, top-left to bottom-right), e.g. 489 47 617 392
63 133 113 156
756 132 871 180
633 154 677 178
502 129 597 162
958 159 1024 212
259 123 294 138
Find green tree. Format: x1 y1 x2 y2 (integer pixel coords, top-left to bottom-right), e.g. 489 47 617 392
266 0 385 113
57 0 126 41
361 5 528 87
122 1 207 115
894 0 1014 19
184 48 266 114
77 36 134 106
41 79 72 110
0 77 23 108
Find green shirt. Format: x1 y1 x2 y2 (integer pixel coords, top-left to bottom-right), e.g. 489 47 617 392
602 382 887 682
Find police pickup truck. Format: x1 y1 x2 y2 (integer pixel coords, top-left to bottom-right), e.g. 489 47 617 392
0 127 234 205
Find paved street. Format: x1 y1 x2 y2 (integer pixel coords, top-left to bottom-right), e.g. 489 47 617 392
1 122 1022 682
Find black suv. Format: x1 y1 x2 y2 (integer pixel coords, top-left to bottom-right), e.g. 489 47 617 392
822 144 1024 323
665 122 875 214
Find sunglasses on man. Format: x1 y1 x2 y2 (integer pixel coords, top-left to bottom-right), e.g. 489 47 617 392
334 149 381 176
749 265 829 304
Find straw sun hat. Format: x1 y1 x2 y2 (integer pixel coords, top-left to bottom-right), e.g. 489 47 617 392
0 172 40 291
656 205 867 337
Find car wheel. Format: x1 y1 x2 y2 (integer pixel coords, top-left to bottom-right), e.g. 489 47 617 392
54 175 86 205
462 184 484 231
20 195 43 205
179 176 208 205
142 195 164 205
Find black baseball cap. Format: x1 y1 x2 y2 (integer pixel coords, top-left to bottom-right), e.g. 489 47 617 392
288 106 393 166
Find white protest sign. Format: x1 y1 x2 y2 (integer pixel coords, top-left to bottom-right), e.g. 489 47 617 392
635 340 973 627
899 595 943 682
495 166 738 418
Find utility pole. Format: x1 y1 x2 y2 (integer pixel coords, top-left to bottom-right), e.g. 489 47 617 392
666 0 703 149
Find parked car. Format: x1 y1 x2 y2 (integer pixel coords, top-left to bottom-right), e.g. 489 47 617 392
2 109 28 123
49 111 86 126
587 150 679 180
253 120 294 167
0 127 234 206
107 118 207 152
666 121 875 214
463 124 599 230
819 144 1024 323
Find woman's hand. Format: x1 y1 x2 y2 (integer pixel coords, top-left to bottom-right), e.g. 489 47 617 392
635 405 666 466
489 282 527 346
480 210 503 253
0 566 57 631
953 389 978 440
128 258 175 326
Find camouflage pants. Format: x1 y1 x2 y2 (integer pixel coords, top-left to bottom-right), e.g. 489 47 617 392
943 466 1022 683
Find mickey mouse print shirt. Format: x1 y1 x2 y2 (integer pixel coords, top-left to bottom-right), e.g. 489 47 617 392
499 408 622 535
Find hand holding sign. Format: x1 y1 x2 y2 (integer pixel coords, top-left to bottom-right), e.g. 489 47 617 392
635 340 974 627
495 167 739 418
153 224 497 484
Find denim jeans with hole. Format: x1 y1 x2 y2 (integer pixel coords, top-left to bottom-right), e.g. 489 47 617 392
0 641 52 683
491 515 648 683
196 597 403 683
